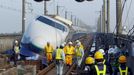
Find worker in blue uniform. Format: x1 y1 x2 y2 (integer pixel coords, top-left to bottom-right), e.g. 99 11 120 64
113 55 133 75
108 45 119 74
83 56 95 75
117 43 129 57
91 51 113 75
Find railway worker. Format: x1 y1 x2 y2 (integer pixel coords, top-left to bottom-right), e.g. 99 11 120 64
113 55 133 75
11 39 20 66
83 56 95 75
44 42 54 64
55 45 65 75
13 40 20 55
118 43 129 57
75 40 84 50
64 42 75 66
75 43 84 68
108 45 115 60
98 49 106 64
63 42 67 47
91 51 113 75
108 45 120 73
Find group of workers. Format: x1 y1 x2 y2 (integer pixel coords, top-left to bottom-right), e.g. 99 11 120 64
84 44 133 75
11 39 133 75
44 40 84 75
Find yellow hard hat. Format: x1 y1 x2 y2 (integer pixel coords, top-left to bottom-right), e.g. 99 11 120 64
85 57 94 64
119 55 127 63
94 51 104 59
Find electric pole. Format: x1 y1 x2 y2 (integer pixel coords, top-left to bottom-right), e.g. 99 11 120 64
99 11 102 32
102 0 106 33
44 0 47 15
116 0 122 46
116 0 122 35
65 11 67 19
107 0 110 33
71 13 73 21
22 0 25 35
56 5 59 15
97 11 102 33
74 16 77 25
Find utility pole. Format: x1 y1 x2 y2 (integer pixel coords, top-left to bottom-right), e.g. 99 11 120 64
74 16 77 25
77 19 79 26
44 0 47 15
97 11 101 33
56 5 59 15
99 11 102 32
116 0 122 35
65 11 67 19
102 0 106 33
100 11 102 32
22 0 25 35
107 0 110 33
71 13 73 21
116 0 122 46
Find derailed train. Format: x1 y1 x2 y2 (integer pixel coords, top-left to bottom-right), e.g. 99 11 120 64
20 15 72 58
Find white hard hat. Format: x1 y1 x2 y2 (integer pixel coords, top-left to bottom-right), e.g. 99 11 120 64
15 40 18 43
76 40 80 43
61 43 65 47
98 49 105 55
68 42 73 45
76 42 81 46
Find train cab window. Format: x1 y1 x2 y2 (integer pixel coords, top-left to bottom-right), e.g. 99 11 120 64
37 16 66 32
64 27 67 32
55 23 66 32
37 16 54 27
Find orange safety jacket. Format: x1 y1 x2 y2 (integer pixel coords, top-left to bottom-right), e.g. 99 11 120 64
44 45 54 53
64 46 74 55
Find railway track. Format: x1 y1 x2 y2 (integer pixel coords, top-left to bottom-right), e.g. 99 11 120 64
37 33 93 75
37 62 76 75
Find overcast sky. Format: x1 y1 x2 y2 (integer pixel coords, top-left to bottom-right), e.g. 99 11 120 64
0 0 134 33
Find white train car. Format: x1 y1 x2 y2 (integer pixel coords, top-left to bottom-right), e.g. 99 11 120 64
20 15 72 57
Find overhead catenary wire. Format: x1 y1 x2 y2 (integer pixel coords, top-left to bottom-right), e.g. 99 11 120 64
123 0 133 26
129 30 134 36
127 25 134 35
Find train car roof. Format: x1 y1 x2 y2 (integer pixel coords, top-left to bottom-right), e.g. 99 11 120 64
36 16 69 32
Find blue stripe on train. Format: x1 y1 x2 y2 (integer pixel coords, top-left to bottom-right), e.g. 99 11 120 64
20 43 43 57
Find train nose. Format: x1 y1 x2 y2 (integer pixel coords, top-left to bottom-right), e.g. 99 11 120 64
31 36 46 50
